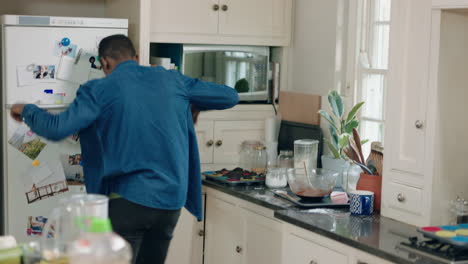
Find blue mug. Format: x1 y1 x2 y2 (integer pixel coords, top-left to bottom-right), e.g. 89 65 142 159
350 190 374 215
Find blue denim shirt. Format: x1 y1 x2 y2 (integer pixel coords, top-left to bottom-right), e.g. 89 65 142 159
22 60 239 220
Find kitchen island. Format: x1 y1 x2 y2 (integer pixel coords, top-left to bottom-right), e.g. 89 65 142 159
198 180 444 264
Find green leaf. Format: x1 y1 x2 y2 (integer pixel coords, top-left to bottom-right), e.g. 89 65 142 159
344 120 359 134
361 139 370 145
319 110 338 130
338 134 350 149
326 140 341 159
328 91 344 118
346 101 365 123
329 126 339 148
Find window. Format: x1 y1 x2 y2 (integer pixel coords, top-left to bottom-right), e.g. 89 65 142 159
354 0 391 157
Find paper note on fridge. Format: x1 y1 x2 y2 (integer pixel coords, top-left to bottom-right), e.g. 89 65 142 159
17 64 57 86
8 124 46 160
32 164 53 184
57 50 104 84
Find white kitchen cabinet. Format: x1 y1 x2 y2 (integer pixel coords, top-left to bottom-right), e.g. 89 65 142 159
150 0 218 35
283 232 348 264
195 105 273 168
195 120 215 164
150 0 292 46
204 188 283 264
165 207 204 264
383 0 468 226
240 208 283 264
213 120 265 164
204 194 242 264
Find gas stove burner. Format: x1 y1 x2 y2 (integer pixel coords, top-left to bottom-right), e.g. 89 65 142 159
399 236 468 264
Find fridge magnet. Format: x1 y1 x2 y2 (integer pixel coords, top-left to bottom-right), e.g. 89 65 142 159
33 65 55 80
60 153 84 186
53 40 77 58
22 163 68 204
26 216 54 238
8 124 47 160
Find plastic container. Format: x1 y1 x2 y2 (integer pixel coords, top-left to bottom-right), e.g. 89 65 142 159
277 150 294 168
68 218 132 264
41 194 110 261
294 139 319 172
266 168 288 188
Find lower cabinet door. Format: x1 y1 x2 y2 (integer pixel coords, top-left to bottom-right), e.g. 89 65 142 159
204 195 242 264
165 195 205 264
241 208 283 264
284 232 348 264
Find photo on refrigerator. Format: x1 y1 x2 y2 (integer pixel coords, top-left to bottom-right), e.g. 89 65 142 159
21 163 69 204
8 124 47 160
60 153 84 186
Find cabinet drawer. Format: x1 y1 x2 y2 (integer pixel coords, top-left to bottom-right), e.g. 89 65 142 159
284 233 347 264
386 182 423 215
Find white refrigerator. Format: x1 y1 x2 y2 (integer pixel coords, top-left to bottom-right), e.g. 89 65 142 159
0 15 128 242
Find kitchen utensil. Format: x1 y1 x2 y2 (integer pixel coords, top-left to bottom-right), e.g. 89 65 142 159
417 225 468 248
271 189 349 208
286 168 339 199
349 190 374 215
203 170 265 186
277 150 294 168
356 173 382 212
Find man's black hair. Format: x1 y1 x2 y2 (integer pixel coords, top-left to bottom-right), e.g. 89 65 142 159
98 34 136 60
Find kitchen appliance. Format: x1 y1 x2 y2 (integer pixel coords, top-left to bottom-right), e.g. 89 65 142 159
277 121 323 168
0 15 128 241
182 45 270 102
398 236 468 264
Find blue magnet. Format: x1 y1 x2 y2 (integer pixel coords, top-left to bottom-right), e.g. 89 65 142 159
44 89 53 94
79 160 83 166
61 37 70 47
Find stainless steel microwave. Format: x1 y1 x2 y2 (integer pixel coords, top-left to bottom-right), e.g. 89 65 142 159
182 45 270 102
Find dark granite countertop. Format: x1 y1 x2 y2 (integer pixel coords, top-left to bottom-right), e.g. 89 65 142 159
202 179 444 264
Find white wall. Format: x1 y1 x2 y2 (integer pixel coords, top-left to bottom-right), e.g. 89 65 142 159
286 0 349 97
0 0 106 17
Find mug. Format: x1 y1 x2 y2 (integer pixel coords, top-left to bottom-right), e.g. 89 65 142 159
350 190 374 215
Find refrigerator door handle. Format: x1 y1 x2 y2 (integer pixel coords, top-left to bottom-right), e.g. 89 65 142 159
5 104 69 110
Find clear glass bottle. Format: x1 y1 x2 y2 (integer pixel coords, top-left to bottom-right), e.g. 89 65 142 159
277 150 294 168
251 145 268 175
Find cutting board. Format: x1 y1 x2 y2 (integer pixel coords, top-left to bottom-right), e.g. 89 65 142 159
279 92 321 125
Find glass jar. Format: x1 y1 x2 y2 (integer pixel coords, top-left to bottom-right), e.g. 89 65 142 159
251 145 268 175
239 141 262 171
266 168 288 188
294 139 319 173
277 150 294 168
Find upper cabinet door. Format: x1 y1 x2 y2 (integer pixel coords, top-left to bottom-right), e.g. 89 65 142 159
195 121 214 164
151 0 219 34
384 0 431 184
218 0 290 37
213 120 264 164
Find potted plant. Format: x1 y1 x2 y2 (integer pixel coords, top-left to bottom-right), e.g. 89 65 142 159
318 90 365 190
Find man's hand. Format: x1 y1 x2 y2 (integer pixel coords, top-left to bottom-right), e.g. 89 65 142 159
191 104 200 124
10 104 25 122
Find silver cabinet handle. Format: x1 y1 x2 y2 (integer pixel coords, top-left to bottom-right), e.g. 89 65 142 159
221 4 228 11
236 246 242 253
215 140 223 147
415 120 424 129
206 140 214 147
198 229 205 237
397 193 406 202
309 261 318 264
357 261 369 264
212 4 219 11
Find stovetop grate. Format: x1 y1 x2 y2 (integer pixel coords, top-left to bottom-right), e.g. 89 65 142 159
400 236 468 263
